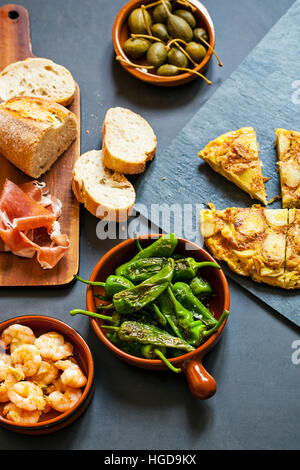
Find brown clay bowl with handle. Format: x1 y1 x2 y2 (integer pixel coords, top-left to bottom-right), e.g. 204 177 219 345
86 234 230 400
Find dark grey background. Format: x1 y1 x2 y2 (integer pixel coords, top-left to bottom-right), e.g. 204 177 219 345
0 0 299 450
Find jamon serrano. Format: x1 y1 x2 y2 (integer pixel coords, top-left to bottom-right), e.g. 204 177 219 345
0 179 69 269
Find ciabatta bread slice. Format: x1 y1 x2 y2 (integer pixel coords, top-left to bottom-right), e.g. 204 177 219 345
0 58 76 106
72 150 136 221
0 96 78 178
102 107 157 174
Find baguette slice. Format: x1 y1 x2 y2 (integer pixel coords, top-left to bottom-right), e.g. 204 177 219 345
102 107 157 174
72 150 136 222
0 58 76 106
0 96 78 178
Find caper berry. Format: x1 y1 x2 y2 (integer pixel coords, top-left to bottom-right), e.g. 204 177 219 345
151 23 169 42
128 8 152 35
193 27 209 43
157 64 180 76
185 41 206 62
167 14 193 42
173 9 196 28
123 38 151 59
167 47 188 68
146 42 168 67
152 1 172 24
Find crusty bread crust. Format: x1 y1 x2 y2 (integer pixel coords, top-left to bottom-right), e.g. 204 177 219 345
102 107 157 174
0 96 77 178
72 150 136 222
0 58 76 106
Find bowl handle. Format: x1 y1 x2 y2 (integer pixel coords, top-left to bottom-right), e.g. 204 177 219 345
182 356 216 400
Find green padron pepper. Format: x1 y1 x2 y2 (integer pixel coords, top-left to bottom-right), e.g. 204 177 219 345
74 274 134 300
112 258 175 315
115 234 178 277
189 276 213 299
116 257 168 284
113 320 194 352
172 258 220 282
171 282 217 327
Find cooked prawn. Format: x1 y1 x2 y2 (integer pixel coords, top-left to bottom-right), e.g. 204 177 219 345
11 344 42 378
0 366 25 403
47 386 82 412
32 360 59 386
34 332 73 361
8 381 46 411
1 324 36 353
3 402 41 424
0 353 11 381
55 359 87 389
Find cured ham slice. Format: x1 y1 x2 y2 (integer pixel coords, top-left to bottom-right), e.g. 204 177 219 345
0 179 69 269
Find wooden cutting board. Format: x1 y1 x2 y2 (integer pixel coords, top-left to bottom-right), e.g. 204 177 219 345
0 4 80 286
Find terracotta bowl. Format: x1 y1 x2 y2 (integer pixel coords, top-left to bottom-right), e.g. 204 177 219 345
87 235 230 400
112 0 215 87
0 315 94 435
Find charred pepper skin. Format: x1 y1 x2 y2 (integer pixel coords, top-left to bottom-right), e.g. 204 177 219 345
116 321 195 352
112 259 175 315
189 276 213 299
171 282 217 327
172 258 220 282
74 274 134 299
158 290 184 339
115 257 168 284
116 256 219 285
115 234 178 276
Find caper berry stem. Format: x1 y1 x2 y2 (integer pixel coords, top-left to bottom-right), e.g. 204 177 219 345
166 37 188 49
141 4 153 37
131 33 165 44
176 0 197 12
116 55 155 69
178 67 212 84
161 0 171 16
198 36 223 67
167 39 197 66
144 0 166 8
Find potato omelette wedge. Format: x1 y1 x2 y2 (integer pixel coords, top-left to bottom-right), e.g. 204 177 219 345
284 209 300 289
200 204 299 289
199 127 268 205
276 128 300 208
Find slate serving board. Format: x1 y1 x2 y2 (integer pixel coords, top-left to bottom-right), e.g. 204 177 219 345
134 0 300 326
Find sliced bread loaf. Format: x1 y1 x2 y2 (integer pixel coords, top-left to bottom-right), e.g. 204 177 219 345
0 96 78 178
0 58 76 106
102 107 157 174
72 150 136 221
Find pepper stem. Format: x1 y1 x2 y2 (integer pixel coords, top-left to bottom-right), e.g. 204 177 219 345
152 303 167 326
74 274 105 286
154 348 181 373
135 238 143 252
97 303 114 310
94 294 111 302
69 309 115 322
203 310 229 337
195 262 220 269
100 325 120 332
